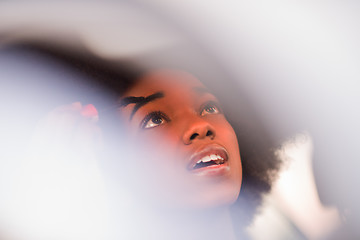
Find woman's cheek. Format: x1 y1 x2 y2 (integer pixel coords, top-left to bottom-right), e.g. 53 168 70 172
136 128 182 167
141 127 179 146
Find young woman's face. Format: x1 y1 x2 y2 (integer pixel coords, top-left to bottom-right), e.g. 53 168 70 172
119 70 242 209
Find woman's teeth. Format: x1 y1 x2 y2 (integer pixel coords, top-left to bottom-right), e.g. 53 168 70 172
197 154 223 164
193 154 225 169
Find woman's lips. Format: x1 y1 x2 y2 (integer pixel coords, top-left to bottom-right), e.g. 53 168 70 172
187 145 230 176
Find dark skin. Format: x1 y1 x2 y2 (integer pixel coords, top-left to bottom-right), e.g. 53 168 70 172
118 69 242 210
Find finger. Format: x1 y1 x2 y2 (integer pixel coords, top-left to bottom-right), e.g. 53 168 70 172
81 104 99 123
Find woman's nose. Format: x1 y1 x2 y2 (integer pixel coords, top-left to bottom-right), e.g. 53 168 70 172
182 117 216 145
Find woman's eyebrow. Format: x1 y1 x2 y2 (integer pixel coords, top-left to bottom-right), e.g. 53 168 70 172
120 91 164 120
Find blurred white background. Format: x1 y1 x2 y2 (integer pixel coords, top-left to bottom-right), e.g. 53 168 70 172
1 1 359 239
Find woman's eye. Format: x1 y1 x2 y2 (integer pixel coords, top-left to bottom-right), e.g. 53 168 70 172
144 116 164 128
141 111 169 129
200 102 221 116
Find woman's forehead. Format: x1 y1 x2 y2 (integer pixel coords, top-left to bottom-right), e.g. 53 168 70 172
124 69 205 97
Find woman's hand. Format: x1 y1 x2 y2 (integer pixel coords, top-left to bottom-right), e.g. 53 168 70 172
18 102 108 240
28 102 102 165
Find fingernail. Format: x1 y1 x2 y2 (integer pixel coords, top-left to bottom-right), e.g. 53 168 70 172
81 104 99 120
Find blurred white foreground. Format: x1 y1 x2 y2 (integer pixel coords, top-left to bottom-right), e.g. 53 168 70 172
1 1 359 239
